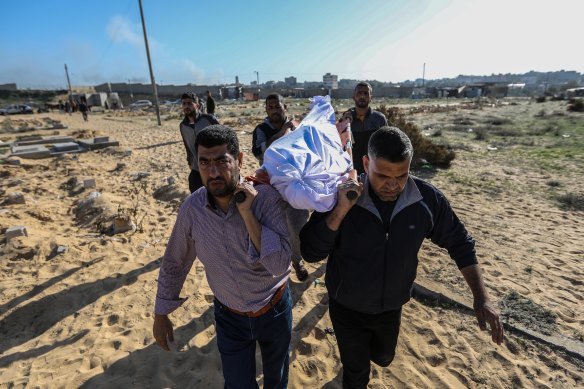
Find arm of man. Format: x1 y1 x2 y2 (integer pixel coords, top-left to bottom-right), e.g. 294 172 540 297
460 264 504 345
300 180 362 261
251 125 267 161
426 186 503 345
153 201 198 351
237 184 292 276
266 121 295 148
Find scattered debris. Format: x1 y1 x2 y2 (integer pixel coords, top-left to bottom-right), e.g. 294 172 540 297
6 226 28 242
83 178 96 189
5 192 25 205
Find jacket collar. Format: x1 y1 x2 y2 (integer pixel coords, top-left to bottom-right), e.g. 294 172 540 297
356 174 423 222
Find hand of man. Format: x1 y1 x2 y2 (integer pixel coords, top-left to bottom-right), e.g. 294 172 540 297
235 182 258 212
474 300 504 345
153 314 174 351
337 178 362 211
340 110 353 123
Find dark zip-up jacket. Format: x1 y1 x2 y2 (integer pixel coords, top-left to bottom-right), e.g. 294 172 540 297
180 113 219 171
300 174 477 314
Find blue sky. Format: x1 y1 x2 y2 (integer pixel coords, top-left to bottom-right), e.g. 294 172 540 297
1 0 582 89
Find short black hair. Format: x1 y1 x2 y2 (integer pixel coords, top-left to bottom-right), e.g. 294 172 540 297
195 125 240 158
368 126 413 162
354 82 373 94
181 91 199 103
265 93 284 105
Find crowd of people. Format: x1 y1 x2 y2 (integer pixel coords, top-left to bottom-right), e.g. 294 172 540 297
153 83 504 389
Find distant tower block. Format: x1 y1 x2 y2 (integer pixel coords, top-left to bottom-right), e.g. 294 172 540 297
235 76 240 86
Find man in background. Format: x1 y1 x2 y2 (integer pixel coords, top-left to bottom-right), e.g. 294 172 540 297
252 94 310 282
206 90 216 115
179 91 219 192
340 82 388 174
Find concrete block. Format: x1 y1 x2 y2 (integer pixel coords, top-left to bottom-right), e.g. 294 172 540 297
10 145 51 159
83 179 96 189
16 136 75 146
6 226 28 241
77 138 120 150
6 159 21 165
53 142 81 152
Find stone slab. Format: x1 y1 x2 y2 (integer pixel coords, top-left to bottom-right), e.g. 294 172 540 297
52 142 81 152
16 136 76 146
10 145 51 159
77 138 120 150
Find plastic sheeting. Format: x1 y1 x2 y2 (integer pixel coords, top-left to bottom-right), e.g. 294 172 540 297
262 96 352 212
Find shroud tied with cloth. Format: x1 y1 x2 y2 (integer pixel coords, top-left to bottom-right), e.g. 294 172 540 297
262 96 353 212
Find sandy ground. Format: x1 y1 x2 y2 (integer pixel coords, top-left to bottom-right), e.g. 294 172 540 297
0 101 583 388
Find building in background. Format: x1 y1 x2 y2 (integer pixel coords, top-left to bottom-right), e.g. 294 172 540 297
323 73 338 90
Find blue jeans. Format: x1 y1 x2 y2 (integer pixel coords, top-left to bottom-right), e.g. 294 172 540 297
213 286 293 389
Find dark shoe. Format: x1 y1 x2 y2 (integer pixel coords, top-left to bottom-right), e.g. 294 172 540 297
293 260 309 281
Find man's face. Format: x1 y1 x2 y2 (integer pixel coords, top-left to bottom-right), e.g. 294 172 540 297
363 155 410 202
198 144 242 198
353 86 372 109
182 98 198 117
266 98 286 123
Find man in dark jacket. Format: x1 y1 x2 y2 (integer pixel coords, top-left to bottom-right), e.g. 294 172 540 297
300 127 504 389
206 90 216 115
180 92 219 192
340 82 388 175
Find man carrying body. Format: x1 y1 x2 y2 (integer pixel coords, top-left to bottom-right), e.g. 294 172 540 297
252 93 310 282
179 91 219 193
340 82 388 175
154 125 293 388
300 127 504 388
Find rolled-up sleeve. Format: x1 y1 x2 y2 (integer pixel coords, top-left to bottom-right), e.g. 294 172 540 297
154 200 198 315
248 186 292 276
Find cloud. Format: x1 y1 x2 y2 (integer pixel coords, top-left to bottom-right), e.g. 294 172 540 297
107 15 142 46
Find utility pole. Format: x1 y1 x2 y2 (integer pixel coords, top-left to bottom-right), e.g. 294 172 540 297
64 64 72 102
422 62 426 88
138 0 161 126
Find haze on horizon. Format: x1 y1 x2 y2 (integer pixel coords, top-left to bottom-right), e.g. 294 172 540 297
1 0 582 89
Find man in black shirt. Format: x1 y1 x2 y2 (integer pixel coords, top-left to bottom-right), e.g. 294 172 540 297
340 82 388 174
179 92 219 193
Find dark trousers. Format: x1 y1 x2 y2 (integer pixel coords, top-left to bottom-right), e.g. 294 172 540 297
213 286 293 389
329 298 402 389
188 169 203 193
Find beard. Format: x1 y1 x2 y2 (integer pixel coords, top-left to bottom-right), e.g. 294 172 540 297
269 112 284 123
355 99 369 108
206 177 238 198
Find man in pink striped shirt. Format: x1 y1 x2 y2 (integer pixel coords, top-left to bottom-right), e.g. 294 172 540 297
153 125 293 388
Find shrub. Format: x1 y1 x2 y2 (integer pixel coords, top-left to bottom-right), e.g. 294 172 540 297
557 192 584 211
378 105 455 167
567 99 584 112
535 96 546 103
